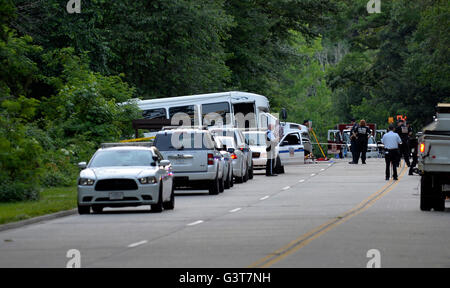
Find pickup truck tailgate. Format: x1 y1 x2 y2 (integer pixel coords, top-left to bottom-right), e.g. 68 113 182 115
163 151 208 172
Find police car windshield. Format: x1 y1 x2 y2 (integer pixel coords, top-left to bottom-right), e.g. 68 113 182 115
90 150 154 167
244 133 265 146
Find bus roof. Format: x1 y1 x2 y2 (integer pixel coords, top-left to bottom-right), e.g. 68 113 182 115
136 91 269 110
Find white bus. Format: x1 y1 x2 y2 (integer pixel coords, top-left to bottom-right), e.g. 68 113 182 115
136 91 274 130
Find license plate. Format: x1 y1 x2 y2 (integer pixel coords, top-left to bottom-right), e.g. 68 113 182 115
109 192 124 200
175 159 186 164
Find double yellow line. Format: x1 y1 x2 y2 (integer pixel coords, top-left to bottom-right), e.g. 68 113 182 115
249 164 407 268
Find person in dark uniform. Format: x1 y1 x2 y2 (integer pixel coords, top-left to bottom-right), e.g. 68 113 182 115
395 120 412 167
355 119 371 164
265 124 277 176
349 118 359 164
408 128 419 175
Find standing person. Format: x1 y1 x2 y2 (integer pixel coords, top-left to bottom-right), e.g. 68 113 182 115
408 129 419 175
349 118 359 164
395 119 412 167
265 124 277 176
355 119 371 164
382 124 402 180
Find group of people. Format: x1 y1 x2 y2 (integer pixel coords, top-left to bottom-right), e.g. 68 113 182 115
348 117 417 180
381 119 417 180
348 118 372 165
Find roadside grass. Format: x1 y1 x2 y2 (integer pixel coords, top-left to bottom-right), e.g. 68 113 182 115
0 186 77 225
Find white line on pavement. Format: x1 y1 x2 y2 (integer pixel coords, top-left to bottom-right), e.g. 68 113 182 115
260 196 270 200
229 208 242 213
282 186 290 190
321 169 325 171
128 240 148 248
311 173 316 176
187 220 204 226
299 179 305 183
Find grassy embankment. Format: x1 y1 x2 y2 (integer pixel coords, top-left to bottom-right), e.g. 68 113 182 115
0 186 77 225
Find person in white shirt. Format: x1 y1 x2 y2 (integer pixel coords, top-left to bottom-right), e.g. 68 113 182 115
266 124 277 176
381 124 403 180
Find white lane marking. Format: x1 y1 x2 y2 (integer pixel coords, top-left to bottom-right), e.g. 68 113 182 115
321 169 325 171
187 220 204 226
311 173 316 176
282 186 290 190
128 240 148 248
299 179 305 183
229 208 242 213
260 196 270 201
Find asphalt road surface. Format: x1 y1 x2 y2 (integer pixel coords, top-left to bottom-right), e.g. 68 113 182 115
1 158 449 268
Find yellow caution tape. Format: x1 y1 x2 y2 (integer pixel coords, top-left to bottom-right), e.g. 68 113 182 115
120 136 155 143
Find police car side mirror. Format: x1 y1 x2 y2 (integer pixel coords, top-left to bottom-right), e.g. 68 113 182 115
160 160 171 167
78 162 87 169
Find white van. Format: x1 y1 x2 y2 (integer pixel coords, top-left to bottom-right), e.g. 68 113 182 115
136 91 271 132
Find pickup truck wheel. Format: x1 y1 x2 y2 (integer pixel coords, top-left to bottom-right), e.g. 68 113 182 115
151 185 164 212
420 175 433 211
209 176 220 195
78 205 90 215
433 178 445 211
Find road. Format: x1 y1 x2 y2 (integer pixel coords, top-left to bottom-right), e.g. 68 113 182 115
0 158 449 268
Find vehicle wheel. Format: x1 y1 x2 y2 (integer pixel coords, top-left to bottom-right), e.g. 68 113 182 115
151 184 164 213
92 205 103 214
163 184 175 210
243 164 249 182
78 205 90 215
433 177 445 212
235 163 244 184
209 176 220 195
248 163 254 180
219 177 225 193
420 175 432 211
420 174 445 211
224 169 231 189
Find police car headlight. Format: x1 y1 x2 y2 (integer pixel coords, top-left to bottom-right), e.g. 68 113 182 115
139 176 157 184
78 178 95 186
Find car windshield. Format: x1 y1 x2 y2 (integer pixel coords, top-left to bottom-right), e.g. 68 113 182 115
244 133 265 146
90 150 154 167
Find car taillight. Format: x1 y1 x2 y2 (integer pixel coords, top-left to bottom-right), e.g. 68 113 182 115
231 153 237 160
419 143 425 153
208 153 214 165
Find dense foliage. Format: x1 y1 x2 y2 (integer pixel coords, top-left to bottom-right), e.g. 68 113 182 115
0 0 448 201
